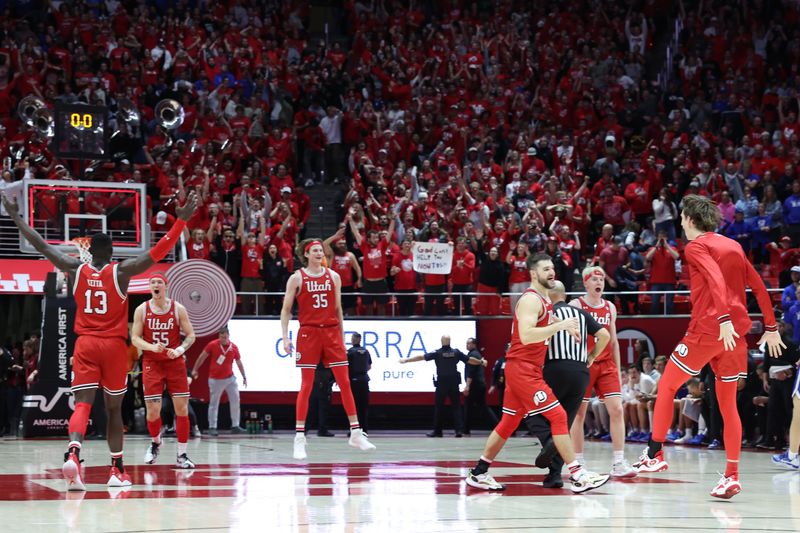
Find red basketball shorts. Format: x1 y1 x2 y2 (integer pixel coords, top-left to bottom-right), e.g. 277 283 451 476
295 325 348 369
143 357 190 401
582 357 622 401
71 335 128 396
502 359 561 418
669 330 747 383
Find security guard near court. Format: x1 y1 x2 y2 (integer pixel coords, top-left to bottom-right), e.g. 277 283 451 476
347 333 372 435
488 345 509 419
401 335 487 437
463 338 499 435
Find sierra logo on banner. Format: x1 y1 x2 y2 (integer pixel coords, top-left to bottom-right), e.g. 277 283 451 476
21 297 78 436
412 242 453 274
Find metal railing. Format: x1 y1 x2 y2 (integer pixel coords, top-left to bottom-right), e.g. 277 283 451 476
0 219 180 262
234 288 784 317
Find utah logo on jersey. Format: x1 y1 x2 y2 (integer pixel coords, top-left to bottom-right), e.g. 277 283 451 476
589 311 611 326
305 279 331 293
533 390 548 406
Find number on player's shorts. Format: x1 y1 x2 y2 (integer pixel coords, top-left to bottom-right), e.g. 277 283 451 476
312 293 328 308
674 343 689 357
83 289 108 314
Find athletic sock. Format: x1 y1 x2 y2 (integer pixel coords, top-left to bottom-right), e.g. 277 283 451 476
175 415 190 444
296 423 305 435
647 438 663 458
147 419 162 444
471 456 492 476
67 441 82 459
111 452 125 473
724 460 738 479
177 442 188 456
567 460 585 478
349 421 361 432
789 451 798 461
613 450 625 464
575 453 584 463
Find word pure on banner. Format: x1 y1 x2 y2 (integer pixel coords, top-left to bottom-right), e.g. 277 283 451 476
412 242 453 274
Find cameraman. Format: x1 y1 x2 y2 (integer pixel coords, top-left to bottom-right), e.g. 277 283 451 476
644 230 680 315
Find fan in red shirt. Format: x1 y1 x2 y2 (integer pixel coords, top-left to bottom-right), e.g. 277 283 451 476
594 186 629 228
1 190 197 491
185 227 212 259
450 236 476 315
349 216 394 315
280 238 376 460
323 227 362 317
239 219 265 316
624 171 653 225
131 274 197 469
390 239 417 315
506 241 531 311
635 195 783 500
644 231 680 314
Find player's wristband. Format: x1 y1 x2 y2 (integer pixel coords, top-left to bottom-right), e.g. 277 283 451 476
764 324 778 333
149 219 187 262
717 315 731 325
175 346 185 356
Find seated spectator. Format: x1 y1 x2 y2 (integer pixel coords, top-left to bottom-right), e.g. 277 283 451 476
625 365 657 441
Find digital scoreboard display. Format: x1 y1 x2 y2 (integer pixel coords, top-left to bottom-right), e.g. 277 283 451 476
53 103 110 160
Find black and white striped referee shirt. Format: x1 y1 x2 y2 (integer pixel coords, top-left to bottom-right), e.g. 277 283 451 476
546 301 604 364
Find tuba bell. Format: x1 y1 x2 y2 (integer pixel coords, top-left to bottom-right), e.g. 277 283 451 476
17 95 47 128
154 99 184 130
32 107 54 138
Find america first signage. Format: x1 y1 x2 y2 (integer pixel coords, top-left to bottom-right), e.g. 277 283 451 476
21 297 79 437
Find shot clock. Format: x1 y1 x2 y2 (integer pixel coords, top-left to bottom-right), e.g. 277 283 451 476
54 103 110 160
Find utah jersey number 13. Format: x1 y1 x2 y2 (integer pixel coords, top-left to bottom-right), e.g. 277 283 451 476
83 289 108 314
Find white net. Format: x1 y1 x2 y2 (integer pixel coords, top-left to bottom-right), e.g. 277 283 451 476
70 237 93 263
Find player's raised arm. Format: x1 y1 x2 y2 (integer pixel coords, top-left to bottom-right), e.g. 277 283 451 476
280 271 301 354
1 193 82 273
516 292 578 345
117 192 198 285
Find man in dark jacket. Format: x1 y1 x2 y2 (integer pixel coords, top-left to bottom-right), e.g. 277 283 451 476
211 229 242 289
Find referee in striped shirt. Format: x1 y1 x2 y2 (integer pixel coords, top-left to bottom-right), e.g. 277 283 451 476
525 280 610 488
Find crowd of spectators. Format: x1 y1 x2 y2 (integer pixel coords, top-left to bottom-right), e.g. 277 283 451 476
0 333 39 436
1 0 800 318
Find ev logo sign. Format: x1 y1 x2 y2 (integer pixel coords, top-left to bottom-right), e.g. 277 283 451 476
22 387 76 413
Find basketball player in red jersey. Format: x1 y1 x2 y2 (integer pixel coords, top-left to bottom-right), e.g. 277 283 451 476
569 266 637 478
1 191 196 491
323 227 362 316
131 273 197 468
281 238 376 460
465 253 610 493
634 195 784 499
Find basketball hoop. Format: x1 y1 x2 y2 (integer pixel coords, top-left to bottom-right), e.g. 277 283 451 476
69 236 93 263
